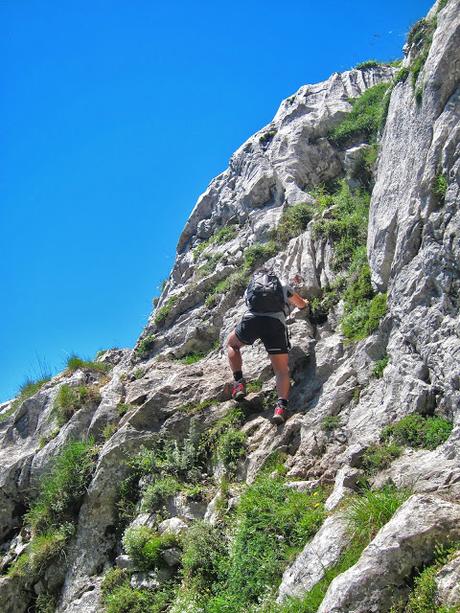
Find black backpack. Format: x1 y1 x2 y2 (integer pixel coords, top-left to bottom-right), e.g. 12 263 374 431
246 271 286 313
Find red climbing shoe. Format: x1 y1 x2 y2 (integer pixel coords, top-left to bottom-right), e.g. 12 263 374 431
272 402 287 425
232 379 246 401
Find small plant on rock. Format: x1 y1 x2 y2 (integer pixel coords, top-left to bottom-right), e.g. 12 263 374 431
381 414 453 450
66 354 110 374
321 415 341 431
373 355 389 378
53 383 101 426
122 525 178 571
433 173 448 204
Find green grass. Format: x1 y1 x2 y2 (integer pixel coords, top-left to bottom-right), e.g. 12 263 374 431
38 427 60 449
4 375 52 419
178 351 207 364
408 18 437 90
394 66 409 84
117 403 134 417
247 379 263 393
321 415 341 432
178 397 219 415
154 295 179 325
204 472 327 611
53 383 101 426
243 241 278 270
328 83 390 145
215 428 247 477
196 252 224 279
122 525 178 571
103 579 178 613
433 173 448 203
273 202 317 245
341 292 387 341
381 414 453 450
274 485 409 613
8 522 74 578
181 521 227 591
35 591 58 613
355 60 380 69
193 226 238 260
205 269 251 308
141 475 182 512
103 422 118 440
351 143 378 190
361 441 403 475
66 354 110 373
25 439 98 533
259 129 277 145
373 354 389 378
135 335 156 357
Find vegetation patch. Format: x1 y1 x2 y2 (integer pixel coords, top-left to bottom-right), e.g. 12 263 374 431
196 252 224 279
321 415 341 431
122 525 178 571
38 427 60 449
135 335 156 358
408 18 437 89
117 403 134 417
178 397 218 415
25 439 98 533
154 295 179 326
181 521 227 592
361 441 403 475
328 83 390 145
193 226 238 260
273 202 317 245
276 485 409 612
243 240 278 270
351 143 378 190
433 173 448 204
215 428 247 477
141 475 182 512
66 354 110 374
246 379 263 393
53 383 101 426
381 414 453 450
102 576 177 613
5 375 52 418
205 269 251 308
394 66 409 84
373 354 389 378
259 129 277 145
355 59 380 70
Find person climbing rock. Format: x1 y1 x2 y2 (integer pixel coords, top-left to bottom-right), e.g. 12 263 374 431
226 270 309 424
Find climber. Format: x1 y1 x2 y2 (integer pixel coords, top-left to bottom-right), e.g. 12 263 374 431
226 270 309 425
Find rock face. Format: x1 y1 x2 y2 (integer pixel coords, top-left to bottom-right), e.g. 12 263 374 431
0 1 459 612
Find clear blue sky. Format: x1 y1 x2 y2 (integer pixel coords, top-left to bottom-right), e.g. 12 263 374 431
0 0 433 401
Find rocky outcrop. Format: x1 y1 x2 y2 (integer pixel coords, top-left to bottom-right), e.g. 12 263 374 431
0 0 459 611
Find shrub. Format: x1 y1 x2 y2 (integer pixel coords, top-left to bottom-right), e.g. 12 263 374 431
101 567 128 598
154 295 178 325
274 202 316 245
381 414 453 450
433 173 448 203
193 226 238 260
341 293 387 341
179 351 207 365
329 83 390 145
181 521 227 590
215 429 247 476
66 354 110 374
373 355 389 378
243 241 278 270
117 403 134 417
53 384 101 426
259 129 277 145
8 522 74 577
351 143 378 189
321 415 340 431
355 60 380 69
205 269 251 308
122 525 177 571
25 439 98 533
103 580 177 613
205 470 327 610
103 423 118 440
196 252 224 279
141 476 181 512
35 591 57 613
135 335 156 357
361 442 402 475
394 66 409 84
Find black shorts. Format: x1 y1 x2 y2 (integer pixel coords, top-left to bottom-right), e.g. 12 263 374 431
235 314 290 355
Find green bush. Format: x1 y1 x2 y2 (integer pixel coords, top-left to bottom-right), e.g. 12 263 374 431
53 383 101 426
355 59 380 69
196 252 224 279
154 295 179 325
205 471 327 610
8 522 74 577
25 439 98 533
274 202 316 245
193 226 238 260
181 521 227 590
35 591 57 613
373 355 389 378
205 269 251 308
247 379 263 393
382 414 453 450
394 67 409 84
351 143 378 189
135 335 156 357
103 580 177 613
141 476 181 512
321 415 340 431
341 292 387 341
361 442 403 475
433 173 448 203
101 567 129 598
122 525 177 571
243 241 278 270
117 403 134 417
66 354 110 373
215 429 247 476
259 129 277 145
329 83 390 145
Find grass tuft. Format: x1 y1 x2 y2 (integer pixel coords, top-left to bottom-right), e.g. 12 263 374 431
53 383 101 426
373 354 389 378
381 414 453 450
66 354 110 374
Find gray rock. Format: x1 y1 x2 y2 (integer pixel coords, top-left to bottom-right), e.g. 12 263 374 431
318 494 460 613
325 466 361 511
436 553 460 608
157 517 189 535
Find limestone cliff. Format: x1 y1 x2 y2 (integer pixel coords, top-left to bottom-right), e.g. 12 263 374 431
0 1 459 611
